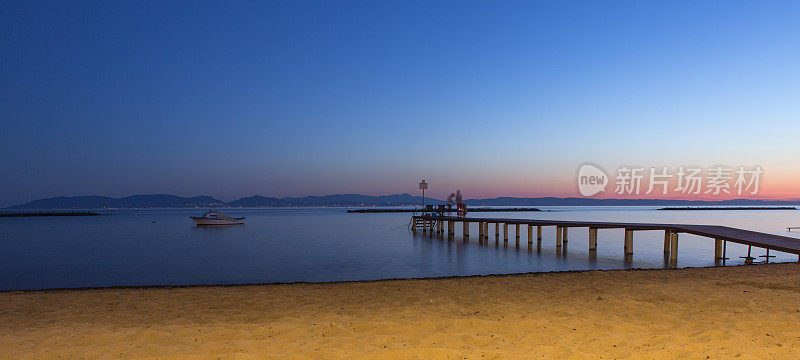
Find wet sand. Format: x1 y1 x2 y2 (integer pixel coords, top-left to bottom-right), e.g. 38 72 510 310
3 263 800 359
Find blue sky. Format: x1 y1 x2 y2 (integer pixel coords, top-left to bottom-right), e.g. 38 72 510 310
2 1 800 206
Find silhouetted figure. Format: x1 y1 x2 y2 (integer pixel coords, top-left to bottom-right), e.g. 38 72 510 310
446 193 455 213
456 190 467 217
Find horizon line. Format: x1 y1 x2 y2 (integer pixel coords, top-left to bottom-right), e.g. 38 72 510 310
9 192 800 207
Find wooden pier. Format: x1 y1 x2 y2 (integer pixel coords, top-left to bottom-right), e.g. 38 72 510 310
412 215 800 267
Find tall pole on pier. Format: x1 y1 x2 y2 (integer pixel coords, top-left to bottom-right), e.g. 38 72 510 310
419 180 428 208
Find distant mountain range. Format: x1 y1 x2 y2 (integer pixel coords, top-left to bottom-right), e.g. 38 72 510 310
4 194 800 210
226 193 440 207
6 195 226 210
4 193 438 209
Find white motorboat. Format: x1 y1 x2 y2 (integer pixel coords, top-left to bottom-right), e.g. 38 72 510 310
190 210 245 225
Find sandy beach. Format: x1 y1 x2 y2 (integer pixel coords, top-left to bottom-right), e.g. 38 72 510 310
3 264 800 359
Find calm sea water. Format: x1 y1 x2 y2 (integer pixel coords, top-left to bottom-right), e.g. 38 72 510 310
2 206 800 291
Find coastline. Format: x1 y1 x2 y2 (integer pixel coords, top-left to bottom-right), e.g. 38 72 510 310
657 207 797 211
3 263 800 359
0 262 786 293
0 212 101 217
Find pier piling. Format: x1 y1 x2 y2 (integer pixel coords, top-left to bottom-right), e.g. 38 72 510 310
589 228 598 251
556 226 563 247
669 233 679 267
527 225 533 243
624 229 633 255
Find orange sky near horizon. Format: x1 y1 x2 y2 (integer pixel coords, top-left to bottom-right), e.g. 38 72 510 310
413 165 800 201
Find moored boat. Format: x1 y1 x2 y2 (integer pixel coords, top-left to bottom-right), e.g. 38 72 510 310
190 210 245 225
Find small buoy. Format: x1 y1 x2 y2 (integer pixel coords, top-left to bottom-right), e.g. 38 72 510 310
152 221 156 223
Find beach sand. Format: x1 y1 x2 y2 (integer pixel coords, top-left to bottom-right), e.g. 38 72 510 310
3 263 800 359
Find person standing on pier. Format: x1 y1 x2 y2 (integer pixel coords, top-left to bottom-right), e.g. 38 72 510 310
446 193 455 213
456 190 467 217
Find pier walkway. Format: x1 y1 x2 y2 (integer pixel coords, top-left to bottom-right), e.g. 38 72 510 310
412 215 800 266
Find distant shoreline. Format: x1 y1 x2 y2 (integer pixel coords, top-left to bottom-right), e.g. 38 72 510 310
0 212 101 217
7 193 800 210
657 207 797 211
347 207 543 213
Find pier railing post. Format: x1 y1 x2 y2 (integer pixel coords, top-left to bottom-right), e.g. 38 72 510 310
589 228 598 251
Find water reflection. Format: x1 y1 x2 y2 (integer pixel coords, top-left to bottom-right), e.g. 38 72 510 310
623 253 633 266
4 207 800 291
191 224 247 234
